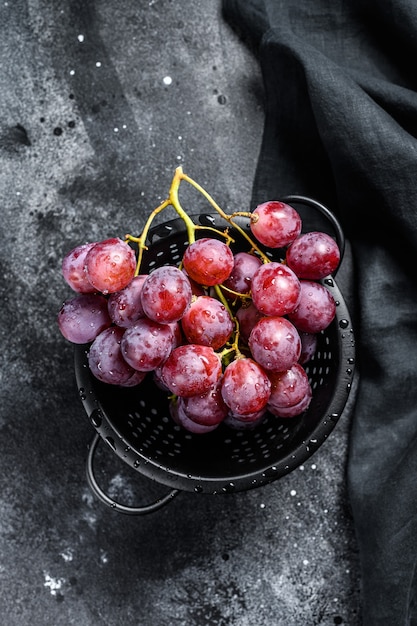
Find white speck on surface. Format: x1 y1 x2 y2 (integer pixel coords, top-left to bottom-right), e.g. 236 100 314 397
82 489 94 506
290 489 297 496
77 34 84 42
311 464 317 470
176 155 182 161
114 127 119 133
299 465 305 471
163 76 172 85
260 503 265 509
60 548 74 562
82 511 98 530
96 61 102 67
100 549 108 564
69 70 75 76
44 573 65 596
303 559 309 565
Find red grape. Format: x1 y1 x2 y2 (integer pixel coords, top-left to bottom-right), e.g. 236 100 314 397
182 268 206 296
288 280 336 333
169 321 183 348
182 237 234 286
88 326 146 386
178 381 229 426
222 251 262 297
251 262 301 316
85 238 136 294
180 295 234 350
140 265 192 324
224 410 266 430
227 407 267 423
61 242 97 293
248 316 301 372
161 344 222 397
221 357 271 416
120 370 149 387
121 317 175 371
107 274 147 328
236 302 264 343
169 398 219 433
57 293 112 344
286 231 340 279
250 201 302 248
268 363 312 409
268 388 312 418
299 332 318 364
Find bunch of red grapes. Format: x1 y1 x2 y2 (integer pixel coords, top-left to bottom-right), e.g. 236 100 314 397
58 189 340 434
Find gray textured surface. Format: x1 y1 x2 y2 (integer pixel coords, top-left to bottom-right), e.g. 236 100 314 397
0 1 361 624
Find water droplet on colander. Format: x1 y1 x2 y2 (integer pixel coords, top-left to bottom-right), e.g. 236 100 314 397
221 482 235 493
194 485 203 493
329 413 339 422
339 319 349 329
324 278 334 287
90 409 102 428
106 436 116 450
264 466 278 478
347 357 355 364
346 368 353 375
133 459 140 468
79 387 86 400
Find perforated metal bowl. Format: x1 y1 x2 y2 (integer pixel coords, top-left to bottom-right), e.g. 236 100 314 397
74 197 356 514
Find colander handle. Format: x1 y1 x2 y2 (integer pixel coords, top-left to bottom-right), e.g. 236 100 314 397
282 194 345 271
86 433 180 515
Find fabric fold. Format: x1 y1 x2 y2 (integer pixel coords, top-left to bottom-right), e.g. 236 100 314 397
223 1 417 623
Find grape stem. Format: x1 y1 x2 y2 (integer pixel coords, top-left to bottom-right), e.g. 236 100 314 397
178 168 270 263
126 166 270 276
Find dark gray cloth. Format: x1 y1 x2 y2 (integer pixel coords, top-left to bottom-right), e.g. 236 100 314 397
222 1 417 623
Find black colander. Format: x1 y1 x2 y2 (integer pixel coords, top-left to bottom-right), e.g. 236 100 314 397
74 196 356 514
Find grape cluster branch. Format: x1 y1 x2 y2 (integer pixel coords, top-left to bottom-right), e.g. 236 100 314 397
126 166 270 278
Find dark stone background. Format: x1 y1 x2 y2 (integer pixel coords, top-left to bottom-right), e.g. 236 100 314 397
0 1 361 624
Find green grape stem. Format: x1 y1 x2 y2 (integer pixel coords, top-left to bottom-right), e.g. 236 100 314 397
125 166 268 364
127 166 269 276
